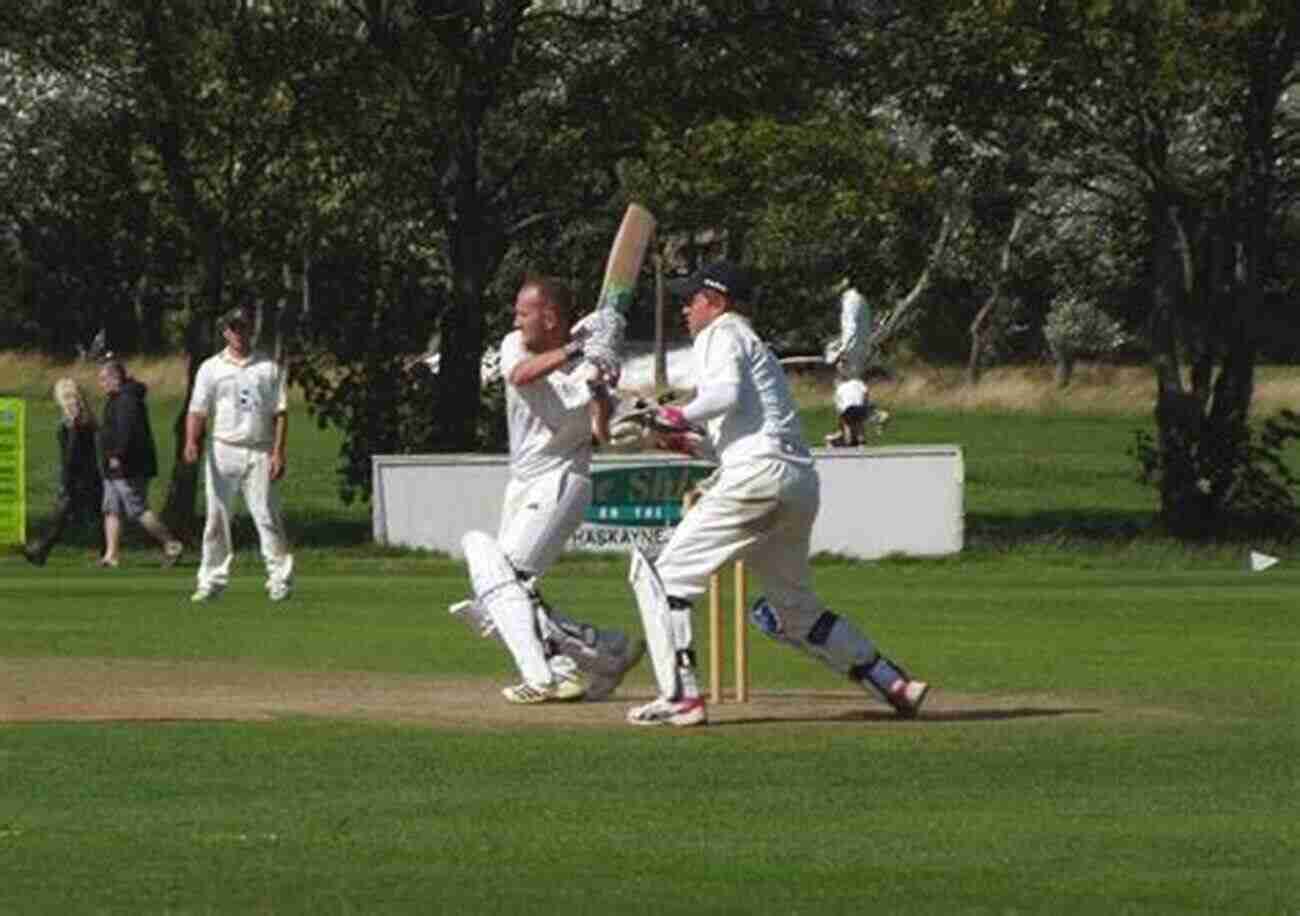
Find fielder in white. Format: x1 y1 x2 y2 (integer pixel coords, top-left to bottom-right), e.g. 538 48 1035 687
452 275 643 704
824 284 889 447
626 260 929 727
183 306 294 603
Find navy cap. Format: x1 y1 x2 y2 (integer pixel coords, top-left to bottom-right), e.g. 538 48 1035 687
666 259 754 302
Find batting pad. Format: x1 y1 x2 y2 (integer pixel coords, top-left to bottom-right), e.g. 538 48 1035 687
463 530 550 685
628 546 680 696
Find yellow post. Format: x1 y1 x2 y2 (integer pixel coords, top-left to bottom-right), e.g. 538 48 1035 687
733 560 748 702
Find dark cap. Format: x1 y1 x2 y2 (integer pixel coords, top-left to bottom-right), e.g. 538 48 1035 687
219 305 255 331
666 259 753 302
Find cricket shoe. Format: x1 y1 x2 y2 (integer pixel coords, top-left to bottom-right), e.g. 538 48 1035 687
268 584 292 602
502 671 590 705
886 678 930 719
583 636 646 701
626 695 707 728
190 586 224 603
162 541 184 568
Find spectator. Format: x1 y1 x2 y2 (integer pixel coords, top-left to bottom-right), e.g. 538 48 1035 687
97 360 184 568
23 379 103 566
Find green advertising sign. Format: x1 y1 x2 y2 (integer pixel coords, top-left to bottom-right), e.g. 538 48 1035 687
0 398 26 546
573 461 715 553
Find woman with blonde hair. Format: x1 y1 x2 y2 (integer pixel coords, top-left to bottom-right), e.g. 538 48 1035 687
23 378 104 566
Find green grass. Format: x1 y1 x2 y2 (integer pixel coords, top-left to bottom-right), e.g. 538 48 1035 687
4 376 1300 913
1 557 1297 914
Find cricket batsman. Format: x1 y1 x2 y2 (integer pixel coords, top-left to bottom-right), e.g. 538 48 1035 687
453 275 643 703
625 260 929 727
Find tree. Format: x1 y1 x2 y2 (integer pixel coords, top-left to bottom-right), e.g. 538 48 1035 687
882 0 1300 536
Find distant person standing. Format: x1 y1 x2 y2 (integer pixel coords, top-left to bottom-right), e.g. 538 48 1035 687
23 379 103 566
183 306 294 603
97 360 184 568
823 284 889 447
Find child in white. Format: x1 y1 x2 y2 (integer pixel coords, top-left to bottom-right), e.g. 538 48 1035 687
184 307 294 602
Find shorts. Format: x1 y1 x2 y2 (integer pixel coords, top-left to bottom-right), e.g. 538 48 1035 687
102 477 150 520
839 405 868 423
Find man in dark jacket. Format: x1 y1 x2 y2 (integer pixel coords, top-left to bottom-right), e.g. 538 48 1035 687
97 360 184 567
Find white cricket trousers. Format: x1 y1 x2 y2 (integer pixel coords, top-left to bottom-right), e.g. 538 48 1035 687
497 467 591 577
656 457 825 624
492 467 590 685
197 440 294 594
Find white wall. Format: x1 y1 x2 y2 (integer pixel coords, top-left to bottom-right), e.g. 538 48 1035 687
372 446 963 560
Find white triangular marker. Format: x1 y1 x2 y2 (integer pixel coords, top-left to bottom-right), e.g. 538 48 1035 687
1249 551 1279 572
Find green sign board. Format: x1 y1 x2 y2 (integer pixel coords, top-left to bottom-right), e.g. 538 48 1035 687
573 461 715 554
0 398 25 546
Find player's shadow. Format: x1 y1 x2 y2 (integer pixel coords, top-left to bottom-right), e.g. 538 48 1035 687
714 703 1102 728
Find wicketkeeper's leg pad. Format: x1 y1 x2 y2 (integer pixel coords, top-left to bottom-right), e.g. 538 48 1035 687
750 597 910 702
629 546 695 698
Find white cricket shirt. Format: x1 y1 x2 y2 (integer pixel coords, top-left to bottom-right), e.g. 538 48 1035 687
837 287 872 378
188 349 288 448
691 312 811 467
498 331 594 481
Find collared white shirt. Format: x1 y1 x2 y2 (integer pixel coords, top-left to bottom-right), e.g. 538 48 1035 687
837 286 871 378
498 330 594 481
188 348 288 448
692 312 810 467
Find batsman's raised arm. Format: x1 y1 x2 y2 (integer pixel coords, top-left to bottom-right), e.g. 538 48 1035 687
506 337 584 387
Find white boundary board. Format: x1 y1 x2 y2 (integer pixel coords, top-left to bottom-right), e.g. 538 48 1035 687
372 446 963 560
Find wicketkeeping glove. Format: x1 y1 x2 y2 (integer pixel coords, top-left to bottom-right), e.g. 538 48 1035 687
651 406 705 456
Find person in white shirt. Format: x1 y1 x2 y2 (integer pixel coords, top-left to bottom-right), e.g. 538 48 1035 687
625 260 929 727
453 275 643 704
823 285 890 447
183 306 294 603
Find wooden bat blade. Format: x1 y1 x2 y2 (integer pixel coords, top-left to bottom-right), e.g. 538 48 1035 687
597 203 656 313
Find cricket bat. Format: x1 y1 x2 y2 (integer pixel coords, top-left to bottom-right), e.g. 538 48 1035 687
596 203 656 315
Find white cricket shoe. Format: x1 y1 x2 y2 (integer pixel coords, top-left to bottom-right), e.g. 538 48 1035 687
190 586 223 603
626 695 707 727
502 671 590 705
583 636 646 701
269 584 292 602
886 679 930 718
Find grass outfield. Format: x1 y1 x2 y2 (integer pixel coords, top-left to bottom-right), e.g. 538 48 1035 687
3 359 1299 912
1 556 1297 914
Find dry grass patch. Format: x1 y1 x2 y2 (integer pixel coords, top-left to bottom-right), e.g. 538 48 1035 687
0 352 192 399
4 352 1299 416
790 360 1300 416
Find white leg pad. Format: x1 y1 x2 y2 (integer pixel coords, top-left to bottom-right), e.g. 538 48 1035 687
628 546 682 696
463 530 551 685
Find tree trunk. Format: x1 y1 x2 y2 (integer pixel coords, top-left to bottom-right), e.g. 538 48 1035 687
653 253 667 390
966 211 1025 385
1052 348 1074 388
442 185 491 452
161 237 223 536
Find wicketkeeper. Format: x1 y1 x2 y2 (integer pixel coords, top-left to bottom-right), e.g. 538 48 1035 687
625 260 929 727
